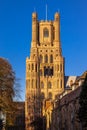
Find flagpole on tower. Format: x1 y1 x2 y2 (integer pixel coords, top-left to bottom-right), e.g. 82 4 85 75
46 4 47 21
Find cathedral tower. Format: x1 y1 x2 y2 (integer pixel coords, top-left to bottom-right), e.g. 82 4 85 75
25 12 65 130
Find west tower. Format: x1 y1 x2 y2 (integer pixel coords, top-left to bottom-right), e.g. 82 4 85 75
25 12 65 130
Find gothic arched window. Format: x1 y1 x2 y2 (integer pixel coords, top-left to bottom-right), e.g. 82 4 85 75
57 79 59 88
40 69 42 76
41 81 44 89
60 80 62 88
48 92 52 99
48 81 52 89
32 64 34 70
45 54 48 63
50 55 53 63
60 64 62 72
44 28 49 37
57 64 59 71
39 55 43 63
28 64 30 70
32 79 34 88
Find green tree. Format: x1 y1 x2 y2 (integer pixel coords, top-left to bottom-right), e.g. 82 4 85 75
78 74 87 129
0 57 21 125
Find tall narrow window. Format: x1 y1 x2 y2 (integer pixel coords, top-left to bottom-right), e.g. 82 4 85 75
50 55 53 63
57 79 59 88
55 65 56 71
60 80 62 88
48 81 52 89
44 28 49 37
28 80 30 88
41 81 44 89
57 64 59 71
40 55 43 63
40 69 42 76
48 92 52 99
45 54 48 63
32 79 34 88
60 64 62 72
32 64 34 70
28 64 30 70
26 80 30 88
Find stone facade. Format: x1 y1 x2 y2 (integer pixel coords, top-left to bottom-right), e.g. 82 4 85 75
25 12 65 130
51 71 87 130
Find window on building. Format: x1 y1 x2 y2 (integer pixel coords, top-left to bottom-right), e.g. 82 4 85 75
48 81 52 89
32 79 34 88
28 64 30 70
40 69 42 76
57 64 59 71
44 28 49 37
48 92 52 99
53 27 55 40
45 54 48 63
39 55 43 63
41 81 44 89
60 64 62 72
44 66 53 76
32 64 34 70
57 79 59 88
50 55 53 63
26 80 30 88
60 80 62 88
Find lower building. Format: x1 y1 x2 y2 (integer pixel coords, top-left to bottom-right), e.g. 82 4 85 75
51 71 87 130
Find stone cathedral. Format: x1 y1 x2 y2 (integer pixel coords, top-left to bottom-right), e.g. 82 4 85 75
25 12 65 130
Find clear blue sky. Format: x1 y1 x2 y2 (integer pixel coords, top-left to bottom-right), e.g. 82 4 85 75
0 0 87 101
